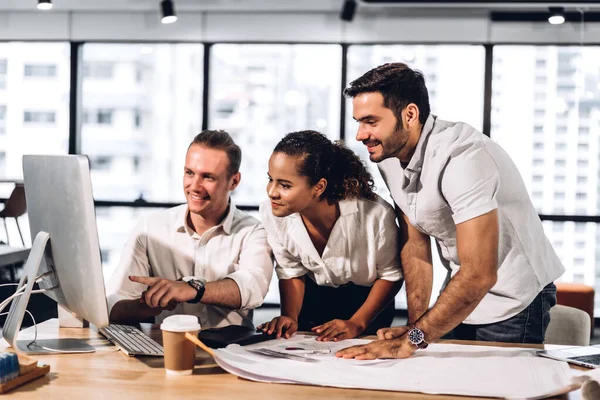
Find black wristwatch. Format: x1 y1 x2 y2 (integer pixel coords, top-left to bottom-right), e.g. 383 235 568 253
181 277 206 304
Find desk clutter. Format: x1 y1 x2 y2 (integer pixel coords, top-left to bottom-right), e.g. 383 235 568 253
0 352 50 393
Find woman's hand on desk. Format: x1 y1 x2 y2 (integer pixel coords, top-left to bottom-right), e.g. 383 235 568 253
257 316 298 339
312 319 365 342
129 276 196 308
335 335 416 360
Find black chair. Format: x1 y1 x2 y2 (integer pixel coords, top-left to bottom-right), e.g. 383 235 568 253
0 184 27 246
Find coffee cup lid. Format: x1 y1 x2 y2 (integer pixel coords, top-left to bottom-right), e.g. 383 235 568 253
160 315 201 332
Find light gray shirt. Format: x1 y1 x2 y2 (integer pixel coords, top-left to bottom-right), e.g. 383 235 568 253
106 202 274 329
259 197 403 287
378 114 564 324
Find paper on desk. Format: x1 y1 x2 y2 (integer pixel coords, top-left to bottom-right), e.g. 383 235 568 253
213 335 575 399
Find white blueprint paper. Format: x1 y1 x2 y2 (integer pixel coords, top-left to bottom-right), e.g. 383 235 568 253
212 334 575 399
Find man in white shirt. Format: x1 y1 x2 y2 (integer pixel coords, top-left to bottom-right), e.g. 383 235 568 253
337 63 564 360
106 130 273 328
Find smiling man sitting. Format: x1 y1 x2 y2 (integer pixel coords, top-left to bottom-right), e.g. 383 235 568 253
106 130 274 329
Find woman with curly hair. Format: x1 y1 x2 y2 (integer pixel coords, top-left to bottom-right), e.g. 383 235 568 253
258 130 403 341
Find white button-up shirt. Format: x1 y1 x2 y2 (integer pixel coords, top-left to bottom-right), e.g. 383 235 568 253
378 114 565 324
259 197 403 287
106 203 274 329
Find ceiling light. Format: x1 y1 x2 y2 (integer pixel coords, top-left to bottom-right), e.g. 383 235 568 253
160 0 178 24
37 0 52 11
548 7 565 25
340 0 357 22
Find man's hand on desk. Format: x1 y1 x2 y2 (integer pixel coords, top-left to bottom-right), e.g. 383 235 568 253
129 276 196 308
376 325 410 340
335 325 416 360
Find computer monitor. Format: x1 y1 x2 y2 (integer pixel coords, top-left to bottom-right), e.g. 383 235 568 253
2 154 110 354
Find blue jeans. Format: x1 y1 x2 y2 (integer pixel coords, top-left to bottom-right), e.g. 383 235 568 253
446 282 557 344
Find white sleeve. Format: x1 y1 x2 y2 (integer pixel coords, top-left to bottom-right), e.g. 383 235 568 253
225 224 274 310
441 142 500 225
259 202 307 280
105 217 151 315
375 206 403 282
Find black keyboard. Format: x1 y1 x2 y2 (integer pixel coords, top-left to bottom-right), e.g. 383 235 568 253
100 324 164 357
570 354 600 366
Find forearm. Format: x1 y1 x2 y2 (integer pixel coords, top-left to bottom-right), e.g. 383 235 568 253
201 278 242 309
416 268 496 342
402 241 433 324
350 279 403 330
279 277 306 321
109 299 159 325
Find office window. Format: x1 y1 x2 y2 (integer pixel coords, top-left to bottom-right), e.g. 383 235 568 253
95 207 160 280
97 109 113 125
0 152 5 176
210 44 342 206
83 62 114 79
533 142 544 150
345 45 485 203
554 192 565 200
578 176 588 184
0 42 69 179
492 46 600 219
82 43 203 203
0 59 6 90
532 175 543 182
23 111 56 124
0 105 5 136
89 156 113 171
24 64 56 77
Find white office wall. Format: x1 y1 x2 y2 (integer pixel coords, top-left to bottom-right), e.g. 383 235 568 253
1 10 600 43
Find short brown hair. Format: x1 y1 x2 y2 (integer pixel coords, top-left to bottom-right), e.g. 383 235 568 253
189 130 241 177
344 62 430 126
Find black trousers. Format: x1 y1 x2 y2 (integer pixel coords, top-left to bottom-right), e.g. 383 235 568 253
297 277 395 335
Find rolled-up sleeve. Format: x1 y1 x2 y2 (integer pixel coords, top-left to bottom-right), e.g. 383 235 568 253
226 224 274 310
105 218 151 315
376 207 403 282
441 143 500 225
259 202 306 280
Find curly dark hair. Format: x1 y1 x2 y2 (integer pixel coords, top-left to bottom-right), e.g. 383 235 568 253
273 130 376 203
344 62 430 126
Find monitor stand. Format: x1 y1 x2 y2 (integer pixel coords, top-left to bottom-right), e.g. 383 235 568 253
2 231 96 354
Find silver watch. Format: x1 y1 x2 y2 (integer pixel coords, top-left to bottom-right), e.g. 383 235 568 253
407 325 429 349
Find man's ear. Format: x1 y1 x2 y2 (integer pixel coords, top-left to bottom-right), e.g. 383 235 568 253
404 103 420 128
230 172 241 191
312 178 327 199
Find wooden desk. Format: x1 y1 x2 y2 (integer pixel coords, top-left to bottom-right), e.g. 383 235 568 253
0 319 583 399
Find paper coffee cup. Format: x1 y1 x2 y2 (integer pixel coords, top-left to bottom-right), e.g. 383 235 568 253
160 315 201 375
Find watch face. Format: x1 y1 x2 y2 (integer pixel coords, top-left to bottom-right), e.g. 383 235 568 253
408 327 424 345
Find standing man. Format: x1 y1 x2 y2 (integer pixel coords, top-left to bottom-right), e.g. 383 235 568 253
107 130 273 329
337 63 564 360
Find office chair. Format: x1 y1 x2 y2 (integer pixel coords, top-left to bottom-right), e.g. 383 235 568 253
0 183 27 246
545 304 591 346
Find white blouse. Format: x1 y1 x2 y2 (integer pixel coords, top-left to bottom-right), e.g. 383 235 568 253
259 196 403 287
